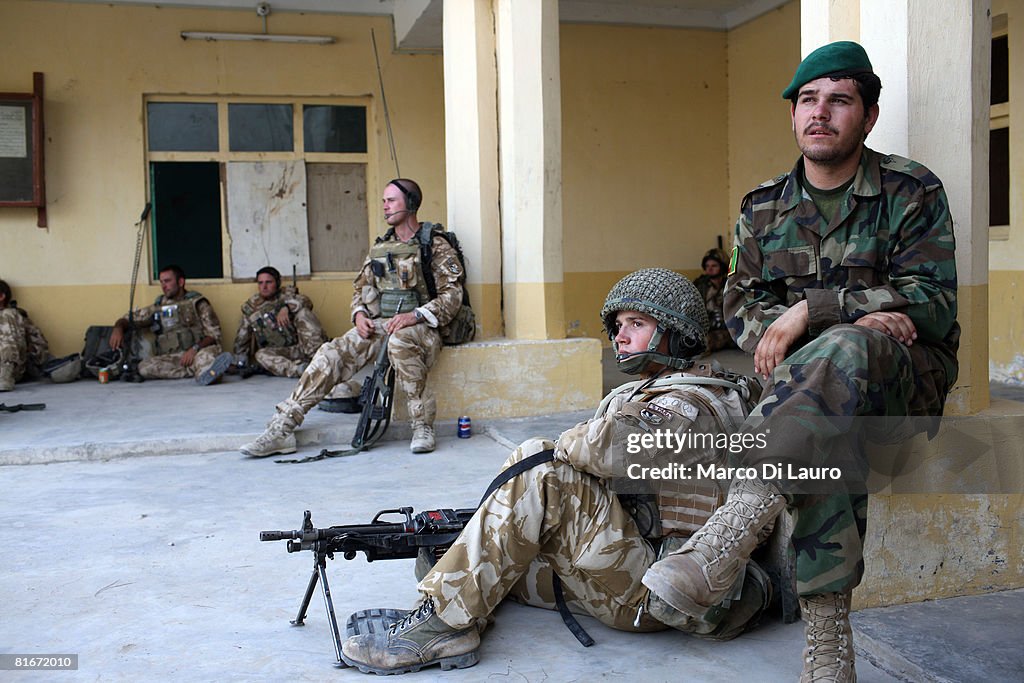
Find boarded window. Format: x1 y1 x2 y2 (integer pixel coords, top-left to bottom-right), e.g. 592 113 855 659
307 163 368 272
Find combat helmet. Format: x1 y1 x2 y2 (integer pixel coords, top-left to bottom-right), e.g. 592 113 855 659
600 268 708 375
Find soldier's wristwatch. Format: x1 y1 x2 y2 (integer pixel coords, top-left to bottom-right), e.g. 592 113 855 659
413 309 424 322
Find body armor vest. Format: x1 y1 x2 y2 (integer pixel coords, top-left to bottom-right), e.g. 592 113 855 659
368 238 430 317
241 296 298 349
151 291 206 355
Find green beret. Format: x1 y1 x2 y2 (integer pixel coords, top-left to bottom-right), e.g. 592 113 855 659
782 41 873 99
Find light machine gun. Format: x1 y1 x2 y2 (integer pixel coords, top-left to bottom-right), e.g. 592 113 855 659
260 507 474 667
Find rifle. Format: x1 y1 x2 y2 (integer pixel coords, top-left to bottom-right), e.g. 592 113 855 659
278 301 400 464
120 203 152 383
260 507 474 667
0 402 46 412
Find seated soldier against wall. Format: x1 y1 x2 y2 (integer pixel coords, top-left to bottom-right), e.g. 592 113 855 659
338 269 774 675
0 278 50 392
233 266 327 378
109 264 233 385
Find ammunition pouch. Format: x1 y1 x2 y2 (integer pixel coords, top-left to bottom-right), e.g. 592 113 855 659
379 290 420 317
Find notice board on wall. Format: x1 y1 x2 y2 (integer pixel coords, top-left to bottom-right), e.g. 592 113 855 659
0 73 46 226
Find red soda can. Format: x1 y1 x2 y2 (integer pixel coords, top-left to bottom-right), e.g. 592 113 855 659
457 416 472 439
98 367 109 384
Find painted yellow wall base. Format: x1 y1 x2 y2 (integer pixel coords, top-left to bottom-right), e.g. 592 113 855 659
14 280 357 358
858 492 1023 609
989 271 1024 368
391 337 603 420
945 283 990 415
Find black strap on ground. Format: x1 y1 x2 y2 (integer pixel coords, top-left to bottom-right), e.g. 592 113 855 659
0 402 46 413
275 443 367 464
477 448 594 648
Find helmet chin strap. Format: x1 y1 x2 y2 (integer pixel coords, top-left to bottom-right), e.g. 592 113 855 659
614 327 693 375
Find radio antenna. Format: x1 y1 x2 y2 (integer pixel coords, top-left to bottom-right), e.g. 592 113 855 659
371 29 400 177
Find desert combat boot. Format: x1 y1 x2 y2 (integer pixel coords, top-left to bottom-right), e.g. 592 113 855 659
800 591 856 682
341 597 479 674
642 477 785 619
239 415 297 458
410 423 436 453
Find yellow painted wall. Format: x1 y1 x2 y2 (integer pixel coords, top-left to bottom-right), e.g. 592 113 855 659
989 0 1024 369
559 23 729 340
0 1 446 355
726 1 802 213
559 6 800 343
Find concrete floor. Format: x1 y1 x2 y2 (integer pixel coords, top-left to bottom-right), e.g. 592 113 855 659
1 365 1021 681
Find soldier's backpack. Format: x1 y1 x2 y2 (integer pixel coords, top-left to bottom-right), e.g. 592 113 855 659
81 325 116 377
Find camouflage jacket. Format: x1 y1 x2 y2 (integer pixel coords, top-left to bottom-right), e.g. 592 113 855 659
693 274 727 332
0 304 49 368
129 291 223 354
234 286 313 354
554 365 750 537
350 226 464 329
724 147 959 381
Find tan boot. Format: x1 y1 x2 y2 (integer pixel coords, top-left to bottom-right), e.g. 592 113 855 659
0 362 14 392
642 477 785 619
240 415 297 458
800 591 856 682
410 424 436 453
341 597 480 674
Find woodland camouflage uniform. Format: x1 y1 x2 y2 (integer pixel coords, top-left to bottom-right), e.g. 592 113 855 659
723 147 959 595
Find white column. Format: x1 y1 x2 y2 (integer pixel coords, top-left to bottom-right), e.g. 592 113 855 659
805 0 992 412
442 0 502 337
495 0 564 339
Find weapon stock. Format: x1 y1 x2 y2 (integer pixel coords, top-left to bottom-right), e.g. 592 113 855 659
260 507 474 666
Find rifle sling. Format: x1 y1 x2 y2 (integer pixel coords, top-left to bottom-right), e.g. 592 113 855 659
0 402 46 412
477 448 595 648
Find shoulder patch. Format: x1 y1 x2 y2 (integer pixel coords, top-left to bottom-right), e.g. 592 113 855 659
728 246 738 276
879 152 943 192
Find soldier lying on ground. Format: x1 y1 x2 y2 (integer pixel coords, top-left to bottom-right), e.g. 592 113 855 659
339 269 774 675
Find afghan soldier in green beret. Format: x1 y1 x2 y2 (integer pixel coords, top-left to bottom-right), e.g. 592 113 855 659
643 41 959 682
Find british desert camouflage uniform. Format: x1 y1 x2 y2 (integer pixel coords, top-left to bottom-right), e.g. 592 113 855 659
271 227 463 431
693 274 735 352
0 304 50 382
233 286 327 378
418 370 764 638
724 147 959 596
125 291 225 379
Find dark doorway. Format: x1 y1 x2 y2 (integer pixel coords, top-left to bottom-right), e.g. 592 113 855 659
150 161 223 279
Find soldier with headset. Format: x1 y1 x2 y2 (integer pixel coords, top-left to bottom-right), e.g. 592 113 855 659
241 178 466 457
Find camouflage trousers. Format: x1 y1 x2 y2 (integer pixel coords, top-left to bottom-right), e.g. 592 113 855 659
743 324 951 596
0 307 28 381
418 438 665 633
138 345 223 380
254 345 308 378
274 321 441 428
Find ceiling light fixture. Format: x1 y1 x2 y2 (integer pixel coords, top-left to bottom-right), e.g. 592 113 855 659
181 3 334 45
